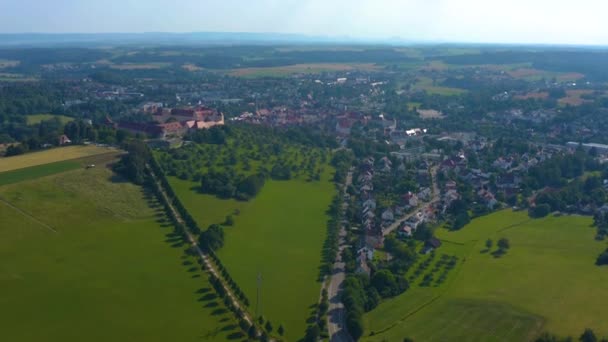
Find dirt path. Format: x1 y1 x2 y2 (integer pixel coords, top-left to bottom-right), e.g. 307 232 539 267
147 166 254 328
0 197 58 233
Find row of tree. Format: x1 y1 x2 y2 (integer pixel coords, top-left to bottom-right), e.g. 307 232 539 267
536 328 608 342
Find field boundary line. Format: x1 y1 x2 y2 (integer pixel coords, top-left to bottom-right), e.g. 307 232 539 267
0 197 58 233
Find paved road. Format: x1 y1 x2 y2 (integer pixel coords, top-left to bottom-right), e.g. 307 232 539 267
327 165 440 341
327 170 354 342
382 166 440 237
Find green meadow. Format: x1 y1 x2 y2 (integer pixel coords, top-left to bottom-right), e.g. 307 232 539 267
170 167 336 341
0 160 238 341
413 76 467 96
364 210 608 341
26 113 74 125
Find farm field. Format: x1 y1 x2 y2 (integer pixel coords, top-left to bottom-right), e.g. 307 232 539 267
507 68 584 82
109 62 171 70
227 63 381 78
364 210 608 341
413 76 467 96
0 145 115 172
558 89 595 106
0 59 19 68
0 158 237 341
0 72 37 82
0 160 80 186
170 169 336 341
25 113 74 125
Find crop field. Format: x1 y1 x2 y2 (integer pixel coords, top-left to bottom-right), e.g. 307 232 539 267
227 63 381 78
418 109 445 120
0 160 80 186
0 59 19 68
364 210 608 341
514 91 549 100
0 72 37 82
109 62 171 70
0 145 115 172
25 113 74 125
558 89 595 106
413 76 467 96
0 158 239 341
507 68 584 82
170 168 335 341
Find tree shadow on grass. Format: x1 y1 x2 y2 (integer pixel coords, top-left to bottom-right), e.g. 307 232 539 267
227 332 245 340
222 324 238 332
199 293 218 302
212 308 228 316
491 249 506 258
109 174 130 184
196 287 211 294
204 301 219 308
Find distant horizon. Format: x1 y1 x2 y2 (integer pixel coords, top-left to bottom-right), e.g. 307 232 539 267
2 1 608 46
0 31 607 49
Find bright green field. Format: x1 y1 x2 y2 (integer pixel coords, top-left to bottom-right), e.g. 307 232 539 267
171 170 336 341
26 113 74 125
364 210 608 341
0 163 238 341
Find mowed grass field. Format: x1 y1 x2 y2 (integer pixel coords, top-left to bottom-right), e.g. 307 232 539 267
171 169 336 340
25 113 74 125
364 210 608 341
0 157 238 341
0 145 114 172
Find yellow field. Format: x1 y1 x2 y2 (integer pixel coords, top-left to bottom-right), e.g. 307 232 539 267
0 145 116 172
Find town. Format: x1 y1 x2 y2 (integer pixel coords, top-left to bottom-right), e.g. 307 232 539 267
2 40 608 342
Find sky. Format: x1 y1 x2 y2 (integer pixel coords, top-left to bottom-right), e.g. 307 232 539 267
1 0 608 45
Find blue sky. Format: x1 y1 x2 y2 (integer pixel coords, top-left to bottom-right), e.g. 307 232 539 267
1 0 608 45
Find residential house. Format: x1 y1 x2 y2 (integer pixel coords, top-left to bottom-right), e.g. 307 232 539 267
422 237 442 254
58 134 71 145
381 208 395 222
402 192 419 208
355 253 371 276
418 187 432 202
362 198 377 210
